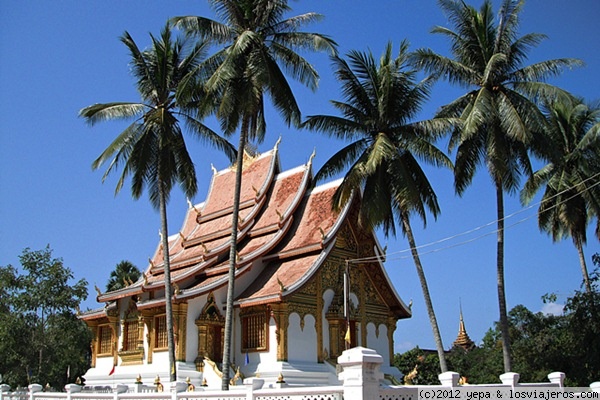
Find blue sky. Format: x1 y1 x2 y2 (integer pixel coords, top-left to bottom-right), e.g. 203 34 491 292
1 0 599 354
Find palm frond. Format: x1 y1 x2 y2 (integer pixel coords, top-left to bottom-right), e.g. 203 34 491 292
79 103 146 126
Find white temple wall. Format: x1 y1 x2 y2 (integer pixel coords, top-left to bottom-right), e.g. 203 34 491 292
322 289 334 357
366 323 389 365
233 308 241 366
95 356 114 374
288 313 317 362
185 296 204 363
260 317 278 364
153 351 169 366
143 321 149 364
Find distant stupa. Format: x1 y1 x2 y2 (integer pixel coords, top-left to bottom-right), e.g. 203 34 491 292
453 305 475 350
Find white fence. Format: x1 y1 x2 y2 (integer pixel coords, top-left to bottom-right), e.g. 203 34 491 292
2 347 599 400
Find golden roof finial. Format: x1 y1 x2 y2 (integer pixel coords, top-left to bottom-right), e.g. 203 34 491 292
453 300 474 350
275 209 283 221
318 227 326 240
277 276 286 293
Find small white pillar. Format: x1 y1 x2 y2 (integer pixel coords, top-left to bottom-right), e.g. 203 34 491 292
547 372 565 387
338 347 383 400
113 385 128 394
439 371 460 387
65 383 81 400
0 384 11 400
170 381 187 400
244 378 263 400
113 383 128 400
500 372 520 387
590 382 600 393
65 384 82 393
28 384 43 400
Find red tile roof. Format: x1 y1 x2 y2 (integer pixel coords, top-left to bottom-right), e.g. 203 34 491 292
91 143 409 319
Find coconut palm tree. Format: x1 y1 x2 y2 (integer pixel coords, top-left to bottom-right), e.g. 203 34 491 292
302 41 456 373
106 260 141 292
172 0 336 389
521 98 600 293
80 24 236 382
411 0 582 372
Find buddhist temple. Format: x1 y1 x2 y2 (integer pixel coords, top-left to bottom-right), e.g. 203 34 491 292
79 141 412 388
452 307 474 351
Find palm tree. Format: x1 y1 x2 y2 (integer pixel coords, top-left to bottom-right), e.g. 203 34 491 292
174 0 335 390
521 98 600 293
106 260 141 292
302 41 456 373
173 0 336 389
411 0 582 372
80 24 236 382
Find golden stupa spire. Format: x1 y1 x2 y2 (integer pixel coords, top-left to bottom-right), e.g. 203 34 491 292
453 301 474 350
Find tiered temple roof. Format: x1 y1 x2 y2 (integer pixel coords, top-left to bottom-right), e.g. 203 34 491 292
82 141 409 320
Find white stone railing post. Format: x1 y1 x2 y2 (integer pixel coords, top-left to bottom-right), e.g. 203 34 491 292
439 371 460 387
590 382 600 393
28 384 43 400
113 384 128 400
0 384 11 400
65 383 82 400
337 347 384 400
170 381 187 400
547 372 565 387
500 372 520 388
244 378 263 400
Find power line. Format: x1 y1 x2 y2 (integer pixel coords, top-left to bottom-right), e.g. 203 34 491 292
347 171 600 265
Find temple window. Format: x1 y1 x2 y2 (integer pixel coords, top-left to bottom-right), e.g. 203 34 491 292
154 315 168 350
123 320 138 351
241 310 268 352
98 325 112 355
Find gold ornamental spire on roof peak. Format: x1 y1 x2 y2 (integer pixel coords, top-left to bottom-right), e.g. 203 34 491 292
453 301 474 350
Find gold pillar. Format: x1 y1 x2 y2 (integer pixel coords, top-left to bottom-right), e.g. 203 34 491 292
387 317 397 365
136 314 145 352
140 312 154 364
270 303 289 361
108 315 119 367
173 302 188 361
89 322 99 368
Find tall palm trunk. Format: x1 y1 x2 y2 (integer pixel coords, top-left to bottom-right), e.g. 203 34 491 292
159 180 177 382
222 124 248 390
574 234 592 293
401 213 448 373
495 181 512 372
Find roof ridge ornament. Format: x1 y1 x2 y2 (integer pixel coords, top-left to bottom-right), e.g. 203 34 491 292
274 136 282 152
318 226 326 241
308 147 316 166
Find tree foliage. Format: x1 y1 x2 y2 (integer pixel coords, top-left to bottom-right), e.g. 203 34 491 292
173 0 336 388
80 23 236 382
412 0 583 373
106 260 141 292
303 41 455 373
521 98 600 293
0 247 91 389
